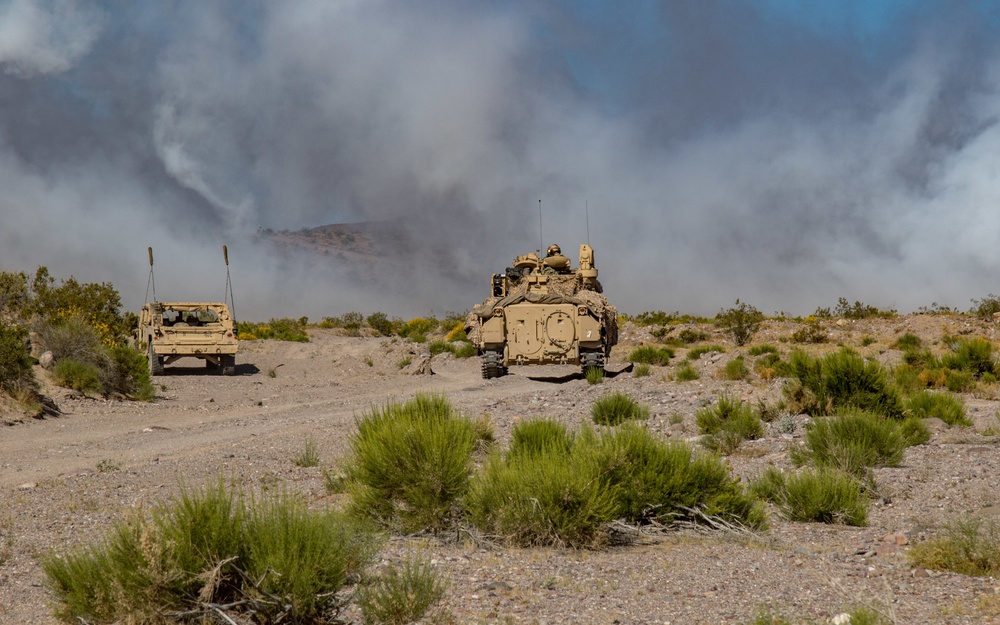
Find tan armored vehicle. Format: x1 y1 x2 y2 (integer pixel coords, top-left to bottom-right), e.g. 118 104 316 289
136 302 238 375
465 244 618 379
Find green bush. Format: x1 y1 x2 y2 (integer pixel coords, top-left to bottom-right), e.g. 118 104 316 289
790 410 907 476
942 337 997 378
748 344 778 356
752 467 867 526
465 422 766 547
695 394 762 454
585 366 605 385
675 363 700 381
53 359 102 395
0 270 30 320
633 363 651 378
453 341 477 358
908 517 1000 576
356 558 448 625
832 297 896 320
790 322 828 344
715 299 764 346
465 439 618 548
0 321 36 396
509 418 574 459
99 344 155 401
970 294 1000 320
398 317 438 342
591 391 649 426
347 394 478 533
42 480 381 624
28 267 131 343
238 318 310 342
677 328 708 343
596 424 766 529
687 345 726 360
893 332 923 350
721 356 749 380
38 317 104 364
366 312 395 336
905 390 971 427
783 348 904 418
628 345 674 366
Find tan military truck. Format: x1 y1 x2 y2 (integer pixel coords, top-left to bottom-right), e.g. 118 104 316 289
465 244 618 379
136 302 238 375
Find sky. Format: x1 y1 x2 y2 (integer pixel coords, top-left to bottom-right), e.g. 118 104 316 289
2 0 1000 319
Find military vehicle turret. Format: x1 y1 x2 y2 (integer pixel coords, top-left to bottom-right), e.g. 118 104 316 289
465 244 618 379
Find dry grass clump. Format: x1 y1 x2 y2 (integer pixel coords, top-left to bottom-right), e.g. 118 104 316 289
751 466 868 526
909 517 1000 577
591 391 649 425
695 394 763 454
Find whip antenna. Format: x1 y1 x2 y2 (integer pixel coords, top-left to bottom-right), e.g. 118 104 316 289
586 200 591 246
145 247 156 303
538 199 543 254
223 245 237 321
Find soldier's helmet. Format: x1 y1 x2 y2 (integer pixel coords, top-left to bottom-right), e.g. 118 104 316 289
546 244 561 257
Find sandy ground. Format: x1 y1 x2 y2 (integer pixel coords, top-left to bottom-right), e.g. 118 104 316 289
4 317 1000 624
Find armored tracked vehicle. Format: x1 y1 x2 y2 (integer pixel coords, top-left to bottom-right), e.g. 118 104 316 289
136 302 238 375
465 244 618 379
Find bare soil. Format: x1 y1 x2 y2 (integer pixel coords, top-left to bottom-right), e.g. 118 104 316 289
4 315 1000 624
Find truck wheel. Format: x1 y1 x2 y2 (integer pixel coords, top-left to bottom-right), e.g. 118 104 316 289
148 342 164 376
580 350 604 376
221 355 236 376
481 350 507 379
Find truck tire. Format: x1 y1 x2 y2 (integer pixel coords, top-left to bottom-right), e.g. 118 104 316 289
481 350 508 379
148 342 164 376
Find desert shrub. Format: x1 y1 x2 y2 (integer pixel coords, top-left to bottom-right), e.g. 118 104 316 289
893 332 923 350
453 341 477 358
633 363 651 378
970 294 1000 320
751 467 867 526
398 317 438 342
340 311 364 330
444 322 468 342
715 299 764 346
366 312 395 336
908 517 1000 576
942 337 998 378
239 318 310 342
591 391 649 426
630 310 705 326
356 558 448 625
509 418 574 459
628 345 674 366
465 439 618 548
898 417 931 446
347 394 478 533
595 423 766 529
860 336 876 347
585 366 605 385
42 480 381 624
38 316 104 364
98 344 155 401
0 270 30 320
783 348 904 419
466 423 766 546
294 436 320 467
687 345 726 360
676 363 700 381
721 356 748 380
27 267 131 343
428 340 453 356
790 410 907 476
748 344 778 356
0 321 36 396
790 322 828 344
905 391 971 427
53 359 102 394
832 297 896 320
695 394 763 454
677 328 708 343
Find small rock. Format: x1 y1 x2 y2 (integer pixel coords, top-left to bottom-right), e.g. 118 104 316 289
38 351 54 369
17 482 36 490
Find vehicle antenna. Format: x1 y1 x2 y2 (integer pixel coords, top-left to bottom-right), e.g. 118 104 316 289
145 246 156 304
586 200 591 246
223 245 237 321
538 199 543 255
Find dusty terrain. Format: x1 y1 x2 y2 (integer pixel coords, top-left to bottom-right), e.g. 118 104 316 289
4 315 1000 624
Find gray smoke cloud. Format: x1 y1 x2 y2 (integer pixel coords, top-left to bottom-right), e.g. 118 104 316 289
2 0 1000 319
